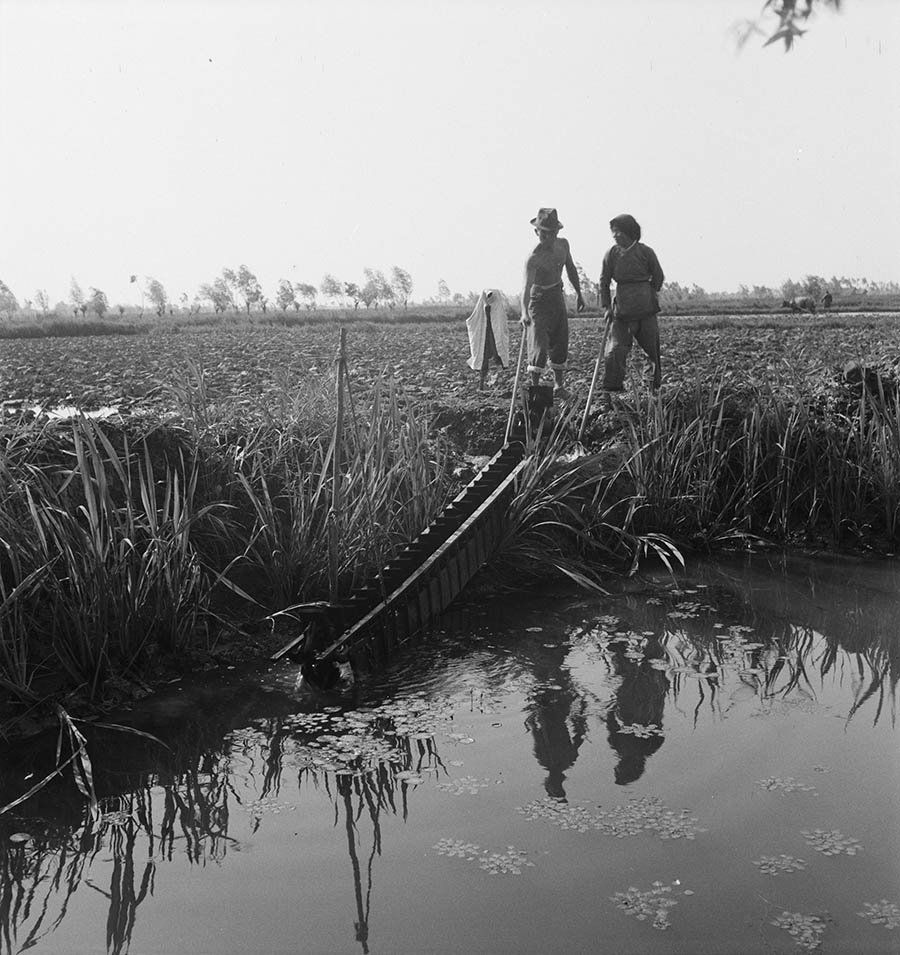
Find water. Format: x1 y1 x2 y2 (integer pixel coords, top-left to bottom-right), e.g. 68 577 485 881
1 552 898 954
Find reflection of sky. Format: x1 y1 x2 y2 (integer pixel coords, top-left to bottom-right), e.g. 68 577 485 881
1 554 898 954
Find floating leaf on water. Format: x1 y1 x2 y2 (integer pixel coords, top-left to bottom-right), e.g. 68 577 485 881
615 722 663 738
611 881 685 931
445 733 475 744
241 798 296 817
801 828 862 856
517 796 705 840
752 854 808 875
770 911 828 950
858 900 900 930
436 775 492 796
756 776 816 795
432 838 534 874
395 771 424 786
432 838 482 859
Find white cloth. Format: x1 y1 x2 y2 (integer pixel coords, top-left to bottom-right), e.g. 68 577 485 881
465 289 510 370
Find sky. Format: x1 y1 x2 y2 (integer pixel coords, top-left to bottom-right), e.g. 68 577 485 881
1 0 898 309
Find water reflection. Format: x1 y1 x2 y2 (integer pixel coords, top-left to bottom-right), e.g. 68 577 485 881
604 636 669 786
521 636 588 799
0 554 897 953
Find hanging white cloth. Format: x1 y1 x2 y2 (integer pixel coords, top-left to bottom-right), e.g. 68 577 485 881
465 289 510 370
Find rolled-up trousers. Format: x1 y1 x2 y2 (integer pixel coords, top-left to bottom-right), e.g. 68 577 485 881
527 284 568 375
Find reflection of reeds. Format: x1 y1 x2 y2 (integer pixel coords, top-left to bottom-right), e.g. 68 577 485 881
0 759 240 955
653 615 897 728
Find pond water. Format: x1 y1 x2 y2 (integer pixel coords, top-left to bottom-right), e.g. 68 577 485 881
1 552 898 955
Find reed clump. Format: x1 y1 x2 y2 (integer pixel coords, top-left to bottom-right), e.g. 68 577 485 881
617 375 900 549
0 367 451 711
490 405 683 591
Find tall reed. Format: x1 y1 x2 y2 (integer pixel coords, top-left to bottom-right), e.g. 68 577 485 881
0 366 452 704
226 371 451 605
0 418 224 700
618 376 900 548
491 405 683 589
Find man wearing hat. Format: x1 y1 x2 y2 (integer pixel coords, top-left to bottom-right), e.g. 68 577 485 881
521 207 586 398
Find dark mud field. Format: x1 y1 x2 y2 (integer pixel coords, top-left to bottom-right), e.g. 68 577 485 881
2 312 899 456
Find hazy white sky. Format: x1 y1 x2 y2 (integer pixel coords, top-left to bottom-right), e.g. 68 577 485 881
1 0 898 307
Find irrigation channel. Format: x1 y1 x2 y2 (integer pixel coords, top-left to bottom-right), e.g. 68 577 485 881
0 551 898 955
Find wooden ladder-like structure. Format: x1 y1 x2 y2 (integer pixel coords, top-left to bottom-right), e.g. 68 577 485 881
312 440 527 669
272 328 553 673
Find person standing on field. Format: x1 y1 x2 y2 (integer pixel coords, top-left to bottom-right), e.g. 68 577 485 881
598 214 665 401
520 207 585 399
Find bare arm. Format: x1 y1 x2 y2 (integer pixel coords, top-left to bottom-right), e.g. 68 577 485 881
520 257 534 325
563 244 586 312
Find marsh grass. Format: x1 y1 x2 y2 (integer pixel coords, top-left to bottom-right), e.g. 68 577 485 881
0 365 453 707
3 356 900 712
491 405 683 589
618 376 900 548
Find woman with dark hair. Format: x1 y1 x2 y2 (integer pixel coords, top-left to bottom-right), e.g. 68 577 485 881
598 214 665 400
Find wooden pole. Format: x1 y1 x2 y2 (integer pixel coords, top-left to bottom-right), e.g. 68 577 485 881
504 324 527 445
578 317 611 442
329 327 347 604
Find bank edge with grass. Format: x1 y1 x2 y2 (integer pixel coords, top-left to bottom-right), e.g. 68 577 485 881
2 362 899 736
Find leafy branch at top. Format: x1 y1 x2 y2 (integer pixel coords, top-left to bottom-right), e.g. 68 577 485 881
737 0 843 52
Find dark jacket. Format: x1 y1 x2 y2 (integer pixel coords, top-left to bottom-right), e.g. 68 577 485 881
600 242 664 317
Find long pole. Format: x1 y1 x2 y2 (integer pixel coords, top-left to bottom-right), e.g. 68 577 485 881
329 327 347 604
578 316 611 442
504 324 527 445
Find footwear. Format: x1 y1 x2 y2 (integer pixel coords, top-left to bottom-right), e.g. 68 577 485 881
553 384 569 401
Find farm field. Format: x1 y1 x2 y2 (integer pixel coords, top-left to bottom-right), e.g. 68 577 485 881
2 311 900 454
2 309 900 729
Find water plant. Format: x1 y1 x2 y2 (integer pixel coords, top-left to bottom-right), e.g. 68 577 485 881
491 403 684 589
611 881 684 931
0 364 453 711
619 372 900 548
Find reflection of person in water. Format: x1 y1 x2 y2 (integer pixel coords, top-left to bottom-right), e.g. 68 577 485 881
523 640 588 800
605 637 670 785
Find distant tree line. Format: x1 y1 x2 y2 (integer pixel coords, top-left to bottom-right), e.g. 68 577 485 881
2 267 898 321
0 266 494 319
659 275 899 306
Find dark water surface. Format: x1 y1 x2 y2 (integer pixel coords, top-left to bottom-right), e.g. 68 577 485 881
1 553 898 955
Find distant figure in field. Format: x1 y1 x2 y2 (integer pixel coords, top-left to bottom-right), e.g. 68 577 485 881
520 207 585 399
466 289 510 390
823 291 833 310
782 295 817 314
599 214 665 401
